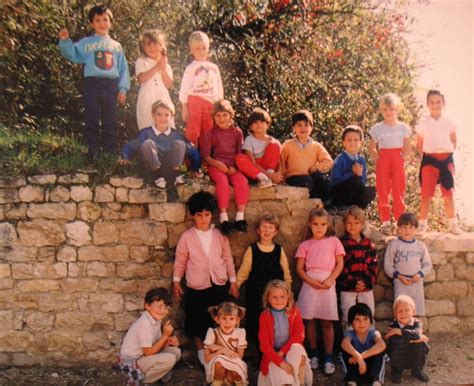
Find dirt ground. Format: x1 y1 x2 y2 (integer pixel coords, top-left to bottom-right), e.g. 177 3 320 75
1 331 473 385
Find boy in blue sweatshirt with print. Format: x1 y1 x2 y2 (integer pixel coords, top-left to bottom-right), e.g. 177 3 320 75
329 125 376 209
58 5 130 160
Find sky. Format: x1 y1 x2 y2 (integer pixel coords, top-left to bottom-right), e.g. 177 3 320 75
406 0 474 224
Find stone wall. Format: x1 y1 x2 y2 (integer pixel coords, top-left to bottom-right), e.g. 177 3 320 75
1 174 473 366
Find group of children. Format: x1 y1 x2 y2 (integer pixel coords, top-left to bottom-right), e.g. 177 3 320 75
120 191 432 385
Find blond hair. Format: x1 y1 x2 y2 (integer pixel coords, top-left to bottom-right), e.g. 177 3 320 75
151 100 175 115
262 280 294 311
393 294 416 312
208 301 245 325
139 29 166 56
379 93 402 109
257 214 280 232
189 30 210 48
343 205 366 225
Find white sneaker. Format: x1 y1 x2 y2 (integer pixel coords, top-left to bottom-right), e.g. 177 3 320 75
154 177 166 189
257 177 273 189
448 222 462 235
416 222 428 235
174 174 186 186
310 356 319 369
381 222 392 235
323 361 336 375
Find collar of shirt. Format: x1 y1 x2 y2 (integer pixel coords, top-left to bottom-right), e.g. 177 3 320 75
194 224 215 234
152 125 171 136
144 310 160 326
344 151 360 161
295 137 313 149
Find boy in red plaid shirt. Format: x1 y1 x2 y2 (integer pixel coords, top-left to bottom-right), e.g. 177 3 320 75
337 206 378 330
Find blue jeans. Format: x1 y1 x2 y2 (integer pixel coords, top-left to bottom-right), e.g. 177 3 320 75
83 77 119 156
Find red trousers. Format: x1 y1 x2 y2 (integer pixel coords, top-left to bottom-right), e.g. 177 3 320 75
375 148 405 222
207 166 249 210
235 143 280 179
420 153 454 198
185 95 213 147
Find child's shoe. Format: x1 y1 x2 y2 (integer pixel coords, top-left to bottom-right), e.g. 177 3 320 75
323 361 335 375
220 221 234 235
159 370 173 384
416 221 428 235
154 177 167 189
310 356 319 369
381 222 392 235
389 368 402 384
174 174 186 186
233 219 248 232
448 221 462 235
412 369 429 382
257 176 273 189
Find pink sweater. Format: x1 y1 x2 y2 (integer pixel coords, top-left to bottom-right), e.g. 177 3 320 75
173 227 236 290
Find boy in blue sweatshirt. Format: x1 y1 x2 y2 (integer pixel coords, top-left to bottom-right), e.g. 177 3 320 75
58 5 130 160
329 125 376 209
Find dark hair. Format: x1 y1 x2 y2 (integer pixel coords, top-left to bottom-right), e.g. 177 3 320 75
247 108 271 128
187 191 217 215
397 212 418 228
212 99 234 119
88 5 113 23
291 110 313 127
144 287 172 306
427 89 445 103
342 125 364 141
306 205 335 238
348 302 373 324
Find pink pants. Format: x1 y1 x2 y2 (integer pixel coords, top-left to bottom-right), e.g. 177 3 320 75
235 143 280 179
207 166 250 210
185 95 213 147
375 148 405 222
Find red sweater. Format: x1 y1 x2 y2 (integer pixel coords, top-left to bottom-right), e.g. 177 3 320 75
258 306 305 375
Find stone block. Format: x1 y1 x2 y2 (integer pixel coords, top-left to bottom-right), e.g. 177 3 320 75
11 263 34 279
98 278 138 294
247 186 277 201
0 176 26 188
115 187 128 202
39 293 78 312
77 201 101 221
457 298 474 316
432 232 474 252
246 200 289 220
94 184 115 202
117 262 160 278
430 251 447 265
288 198 321 217
428 316 460 333
45 330 83 351
0 246 37 262
88 293 123 313
70 186 93 202
425 299 456 316
121 205 147 220
4 203 27 220
58 173 89 184
424 269 436 283
19 186 44 203
467 252 474 264
124 295 143 311
0 264 11 279
176 181 215 202
275 185 309 200
27 203 76 220
18 220 65 247
25 312 54 331
55 312 114 331
60 278 98 293
46 186 70 202
118 220 167 246
57 246 77 262
167 223 187 249
86 262 116 277
100 205 121 220
0 331 33 352
160 262 174 278
129 246 151 263
114 312 139 331
93 222 118 245
68 262 86 277
0 310 13 330
0 206 4 221
109 176 144 189
149 203 186 223
0 277 13 290
34 263 67 279
383 287 394 302
82 331 113 350
65 221 91 246
37 246 56 262
374 301 393 320
436 264 454 281
0 189 19 204
129 187 166 203
454 265 474 280
0 222 17 246
28 174 57 185
16 279 60 292
425 281 469 299
78 245 129 262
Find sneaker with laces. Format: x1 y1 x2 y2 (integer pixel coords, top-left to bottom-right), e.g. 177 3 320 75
416 222 428 235
159 370 173 384
324 361 336 375
381 222 392 235
174 174 186 186
310 356 319 369
448 222 462 235
154 177 166 189
257 177 273 189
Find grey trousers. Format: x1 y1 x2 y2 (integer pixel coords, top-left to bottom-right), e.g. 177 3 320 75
140 139 186 172
137 346 181 384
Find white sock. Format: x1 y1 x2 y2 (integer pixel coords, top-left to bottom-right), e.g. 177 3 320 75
236 211 245 221
256 172 268 181
266 169 275 174
197 348 205 366
220 212 229 223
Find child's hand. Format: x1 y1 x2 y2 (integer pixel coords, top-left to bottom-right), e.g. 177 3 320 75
357 355 367 374
355 280 366 292
397 275 412 285
162 320 174 337
270 171 284 184
229 283 239 299
310 278 324 289
321 276 335 289
173 282 184 301
166 336 179 346
117 92 126 105
308 164 319 174
216 161 229 173
182 105 189 122
352 163 363 176
411 273 421 283
117 158 130 166
227 166 237 175
411 334 429 344
223 347 239 359
277 350 284 357
279 360 294 375
385 328 402 339
58 27 69 40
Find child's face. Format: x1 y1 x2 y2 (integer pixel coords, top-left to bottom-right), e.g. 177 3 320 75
309 215 328 240
352 314 371 335
214 111 232 129
344 214 363 239
250 120 269 137
91 13 112 36
143 38 164 60
192 210 213 231
215 313 239 334
267 288 289 310
293 120 313 142
190 41 209 61
153 107 173 131
427 95 445 118
380 103 399 122
257 221 278 244
145 299 170 321
398 224 417 241
343 132 362 155
394 302 415 325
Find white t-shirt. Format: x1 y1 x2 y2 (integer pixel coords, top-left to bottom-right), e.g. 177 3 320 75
179 60 223 103
242 135 280 158
416 115 456 153
120 311 162 360
369 121 411 149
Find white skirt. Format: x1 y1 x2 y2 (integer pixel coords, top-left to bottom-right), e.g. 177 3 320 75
204 354 248 384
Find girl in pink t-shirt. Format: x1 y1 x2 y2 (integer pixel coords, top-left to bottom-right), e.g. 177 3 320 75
296 206 345 375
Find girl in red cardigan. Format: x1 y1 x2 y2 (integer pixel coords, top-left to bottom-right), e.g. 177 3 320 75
257 280 312 386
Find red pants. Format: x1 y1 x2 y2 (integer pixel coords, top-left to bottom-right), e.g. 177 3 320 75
234 143 280 179
185 95 213 147
375 148 405 222
420 153 454 198
207 166 249 210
